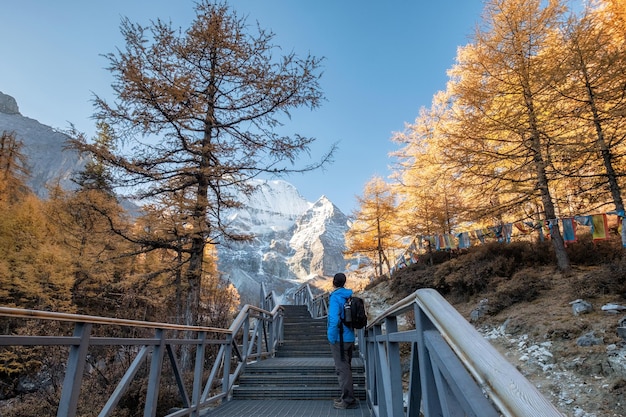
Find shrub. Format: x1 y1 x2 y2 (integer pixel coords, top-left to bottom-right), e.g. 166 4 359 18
487 268 553 315
566 234 624 266
568 258 626 298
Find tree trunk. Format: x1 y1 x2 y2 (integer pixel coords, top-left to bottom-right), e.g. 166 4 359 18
586 83 625 213
530 132 571 272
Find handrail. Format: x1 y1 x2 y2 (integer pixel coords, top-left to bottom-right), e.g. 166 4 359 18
294 283 328 318
413 289 563 417
361 288 565 417
0 306 229 332
294 283 565 417
0 298 284 417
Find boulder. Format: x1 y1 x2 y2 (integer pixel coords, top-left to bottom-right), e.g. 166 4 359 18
570 299 593 316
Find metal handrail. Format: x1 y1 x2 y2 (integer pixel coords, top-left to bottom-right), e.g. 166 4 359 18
294 284 565 417
0 307 230 332
362 288 565 417
294 283 328 318
0 295 284 417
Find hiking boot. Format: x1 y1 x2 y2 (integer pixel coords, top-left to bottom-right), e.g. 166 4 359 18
334 400 358 409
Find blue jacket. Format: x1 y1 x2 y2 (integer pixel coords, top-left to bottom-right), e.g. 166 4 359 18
327 287 355 344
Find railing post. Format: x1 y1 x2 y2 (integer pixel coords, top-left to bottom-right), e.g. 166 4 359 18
222 333 233 398
278 309 284 345
144 328 165 417
364 326 377 411
242 316 250 359
58 322 92 417
191 331 207 417
372 323 389 417
415 305 443 416
256 317 263 356
406 303 423 417
267 315 275 355
384 316 405 417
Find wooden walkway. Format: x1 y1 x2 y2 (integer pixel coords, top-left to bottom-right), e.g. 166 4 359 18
202 305 371 417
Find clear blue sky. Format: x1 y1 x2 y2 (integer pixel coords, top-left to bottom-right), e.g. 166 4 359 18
0 1 484 214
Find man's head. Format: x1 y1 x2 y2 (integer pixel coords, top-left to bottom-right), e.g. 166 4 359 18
333 272 347 288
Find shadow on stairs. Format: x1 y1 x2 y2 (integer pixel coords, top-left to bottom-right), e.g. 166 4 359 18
202 305 371 417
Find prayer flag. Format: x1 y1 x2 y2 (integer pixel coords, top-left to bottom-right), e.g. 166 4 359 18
591 214 609 241
561 218 577 243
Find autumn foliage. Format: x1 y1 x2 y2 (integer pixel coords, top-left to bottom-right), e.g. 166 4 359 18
350 0 626 275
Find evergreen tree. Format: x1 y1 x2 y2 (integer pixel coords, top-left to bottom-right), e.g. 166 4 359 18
0 131 30 203
547 3 626 214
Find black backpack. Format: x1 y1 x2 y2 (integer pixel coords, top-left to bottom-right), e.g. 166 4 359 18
342 296 367 330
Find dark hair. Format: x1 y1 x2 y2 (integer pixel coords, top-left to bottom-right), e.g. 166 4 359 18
333 273 346 288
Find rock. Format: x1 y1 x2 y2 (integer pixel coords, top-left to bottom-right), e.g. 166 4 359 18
601 303 626 314
570 299 593 316
0 91 20 115
470 298 489 322
576 331 603 347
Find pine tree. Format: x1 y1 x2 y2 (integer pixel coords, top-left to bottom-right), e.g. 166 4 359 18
547 3 626 214
0 131 30 203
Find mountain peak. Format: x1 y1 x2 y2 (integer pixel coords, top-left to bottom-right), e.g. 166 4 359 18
0 91 20 115
0 97 85 198
241 178 312 216
218 179 350 302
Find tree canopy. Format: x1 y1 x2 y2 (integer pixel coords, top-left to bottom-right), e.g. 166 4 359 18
382 0 626 272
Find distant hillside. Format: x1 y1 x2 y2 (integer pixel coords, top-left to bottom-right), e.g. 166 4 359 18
0 91 87 198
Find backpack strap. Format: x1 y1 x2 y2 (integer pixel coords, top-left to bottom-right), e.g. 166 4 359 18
338 298 346 361
338 319 345 361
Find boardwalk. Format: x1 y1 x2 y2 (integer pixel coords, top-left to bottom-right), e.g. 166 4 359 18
202 305 371 417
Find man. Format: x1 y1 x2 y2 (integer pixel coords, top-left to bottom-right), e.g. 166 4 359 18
327 272 358 409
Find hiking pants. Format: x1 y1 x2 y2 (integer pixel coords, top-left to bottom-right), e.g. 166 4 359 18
330 341 355 404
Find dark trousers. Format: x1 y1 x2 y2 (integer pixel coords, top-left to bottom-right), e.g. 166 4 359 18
330 341 355 404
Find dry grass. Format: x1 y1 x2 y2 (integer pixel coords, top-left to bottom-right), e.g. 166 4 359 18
373 234 626 416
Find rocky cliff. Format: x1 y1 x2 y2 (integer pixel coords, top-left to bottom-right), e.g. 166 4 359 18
0 91 86 197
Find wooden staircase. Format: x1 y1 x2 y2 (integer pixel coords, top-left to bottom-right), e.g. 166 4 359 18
231 305 366 400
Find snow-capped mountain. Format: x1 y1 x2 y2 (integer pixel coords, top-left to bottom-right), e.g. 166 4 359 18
1 92 351 305
219 179 351 303
288 195 350 280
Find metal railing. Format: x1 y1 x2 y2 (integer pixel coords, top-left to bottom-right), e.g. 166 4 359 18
363 288 565 417
0 290 283 417
293 283 329 319
296 284 565 417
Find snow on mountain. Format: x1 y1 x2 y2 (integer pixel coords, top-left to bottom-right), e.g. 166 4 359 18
219 180 351 303
288 196 350 281
240 179 313 217
225 179 312 235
